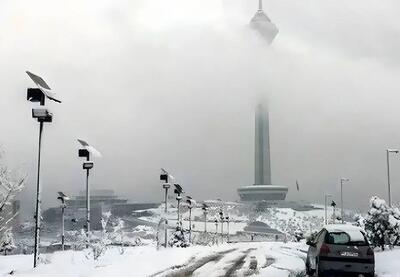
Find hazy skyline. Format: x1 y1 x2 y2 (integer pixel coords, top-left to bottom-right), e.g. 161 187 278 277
1 0 400 216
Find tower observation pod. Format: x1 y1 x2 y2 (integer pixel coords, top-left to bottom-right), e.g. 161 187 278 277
250 0 279 44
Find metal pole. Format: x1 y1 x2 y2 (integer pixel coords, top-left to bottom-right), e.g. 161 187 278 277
340 179 344 223
204 211 207 233
164 187 168 213
163 186 169 248
189 208 192 243
221 219 224 242
177 198 181 228
33 121 43 268
61 200 65 251
86 155 90 235
387 150 392 207
324 195 328 225
258 0 262 10
164 219 168 248
227 220 230 242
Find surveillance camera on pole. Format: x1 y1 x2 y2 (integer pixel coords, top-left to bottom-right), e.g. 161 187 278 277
57 192 69 251
202 203 209 233
77 139 101 236
186 196 196 243
26 71 60 268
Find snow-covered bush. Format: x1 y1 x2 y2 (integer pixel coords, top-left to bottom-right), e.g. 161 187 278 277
364 196 400 250
131 225 155 240
0 228 16 255
353 214 365 228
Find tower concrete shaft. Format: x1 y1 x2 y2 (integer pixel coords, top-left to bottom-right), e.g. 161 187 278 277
255 104 272 186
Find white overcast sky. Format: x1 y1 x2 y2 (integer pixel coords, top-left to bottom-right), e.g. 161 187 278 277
1 0 400 214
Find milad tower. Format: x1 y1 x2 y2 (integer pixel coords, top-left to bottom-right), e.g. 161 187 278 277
237 0 288 202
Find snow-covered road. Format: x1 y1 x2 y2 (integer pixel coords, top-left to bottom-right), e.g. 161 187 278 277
1 242 400 276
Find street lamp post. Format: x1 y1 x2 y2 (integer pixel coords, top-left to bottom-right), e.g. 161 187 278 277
77 139 101 237
219 210 224 242
340 178 349 223
26 71 60 268
186 196 195 243
225 216 230 242
331 200 337 224
387 149 399 207
202 203 208 233
324 194 333 225
57 192 69 251
174 184 183 228
160 168 172 248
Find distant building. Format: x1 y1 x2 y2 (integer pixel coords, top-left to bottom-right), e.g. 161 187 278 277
43 190 158 230
243 221 283 235
237 104 288 202
65 189 128 208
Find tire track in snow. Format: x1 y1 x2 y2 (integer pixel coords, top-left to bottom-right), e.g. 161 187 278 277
151 248 238 277
222 248 256 277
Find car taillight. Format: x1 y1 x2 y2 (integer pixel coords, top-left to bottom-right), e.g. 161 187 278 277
367 248 374 256
320 243 330 255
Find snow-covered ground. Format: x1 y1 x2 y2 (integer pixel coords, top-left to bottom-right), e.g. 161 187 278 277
1 242 400 276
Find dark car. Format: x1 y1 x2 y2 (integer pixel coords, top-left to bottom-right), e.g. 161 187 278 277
306 224 374 277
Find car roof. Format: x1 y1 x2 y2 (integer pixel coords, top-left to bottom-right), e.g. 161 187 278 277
323 224 364 233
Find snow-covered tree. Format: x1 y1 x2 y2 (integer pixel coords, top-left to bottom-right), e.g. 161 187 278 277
169 225 189 248
109 218 125 254
0 150 25 234
0 228 16 255
364 196 400 250
89 211 112 260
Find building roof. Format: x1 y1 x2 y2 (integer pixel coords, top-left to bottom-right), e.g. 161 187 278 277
243 221 283 235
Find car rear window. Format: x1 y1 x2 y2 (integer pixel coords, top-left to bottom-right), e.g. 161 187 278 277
326 231 368 246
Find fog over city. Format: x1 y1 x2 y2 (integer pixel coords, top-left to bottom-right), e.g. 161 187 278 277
1 0 400 216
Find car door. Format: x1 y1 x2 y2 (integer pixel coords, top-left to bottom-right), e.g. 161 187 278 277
308 229 327 270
